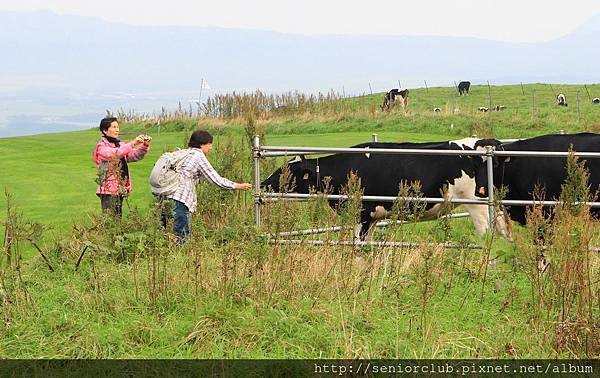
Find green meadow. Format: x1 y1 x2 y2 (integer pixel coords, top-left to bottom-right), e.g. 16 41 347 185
0 83 598 358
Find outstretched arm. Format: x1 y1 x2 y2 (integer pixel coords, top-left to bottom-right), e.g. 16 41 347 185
195 152 237 189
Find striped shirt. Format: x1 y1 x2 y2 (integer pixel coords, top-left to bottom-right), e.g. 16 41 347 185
168 148 235 212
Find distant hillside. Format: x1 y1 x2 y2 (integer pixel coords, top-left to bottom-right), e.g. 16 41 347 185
2 11 600 95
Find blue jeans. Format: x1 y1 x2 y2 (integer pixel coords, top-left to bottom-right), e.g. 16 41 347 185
158 198 190 244
173 200 190 243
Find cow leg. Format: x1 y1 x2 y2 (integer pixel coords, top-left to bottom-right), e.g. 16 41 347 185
356 205 389 242
462 204 512 240
494 210 512 241
446 176 512 240
356 214 374 242
461 204 489 236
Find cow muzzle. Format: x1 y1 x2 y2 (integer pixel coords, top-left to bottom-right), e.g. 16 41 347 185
476 186 487 198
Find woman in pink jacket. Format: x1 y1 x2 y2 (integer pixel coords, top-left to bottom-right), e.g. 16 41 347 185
93 117 151 216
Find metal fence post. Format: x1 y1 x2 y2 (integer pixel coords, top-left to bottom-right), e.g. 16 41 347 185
252 135 261 227
372 133 378 142
485 146 496 233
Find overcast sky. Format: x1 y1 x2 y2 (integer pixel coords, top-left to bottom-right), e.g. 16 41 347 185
2 0 600 42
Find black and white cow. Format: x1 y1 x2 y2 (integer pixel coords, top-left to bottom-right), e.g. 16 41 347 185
472 133 600 225
592 98 600 104
556 93 568 106
381 89 409 111
261 139 511 240
458 81 471 96
478 107 489 112
433 107 442 113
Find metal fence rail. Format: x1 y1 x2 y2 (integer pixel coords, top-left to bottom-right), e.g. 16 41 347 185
261 192 600 208
269 212 471 238
269 239 483 249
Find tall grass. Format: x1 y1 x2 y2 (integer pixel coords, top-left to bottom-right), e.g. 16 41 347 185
515 152 600 357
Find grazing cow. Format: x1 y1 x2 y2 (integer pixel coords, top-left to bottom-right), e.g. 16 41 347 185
493 105 506 111
433 107 442 113
472 133 600 225
381 89 409 111
479 107 489 112
556 93 568 106
592 98 600 104
261 139 511 240
458 81 471 96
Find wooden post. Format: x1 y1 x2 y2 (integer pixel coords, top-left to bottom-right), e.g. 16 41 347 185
424 80 429 92
584 85 591 100
487 81 493 133
532 89 536 115
520 82 525 96
577 91 581 122
368 83 373 95
487 80 492 110
398 80 401 89
452 94 456 114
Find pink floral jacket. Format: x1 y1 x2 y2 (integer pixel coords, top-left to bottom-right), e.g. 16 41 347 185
93 137 149 196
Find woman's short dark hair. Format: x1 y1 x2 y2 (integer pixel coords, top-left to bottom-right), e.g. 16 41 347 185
99 117 118 133
188 130 213 148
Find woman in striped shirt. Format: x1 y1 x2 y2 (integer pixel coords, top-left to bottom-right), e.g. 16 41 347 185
162 130 252 243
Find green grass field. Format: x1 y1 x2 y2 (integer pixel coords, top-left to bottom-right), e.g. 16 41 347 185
0 83 598 359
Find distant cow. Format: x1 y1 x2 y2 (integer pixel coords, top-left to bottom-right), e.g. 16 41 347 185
458 81 471 96
478 107 489 112
493 105 506 111
433 107 442 113
557 93 568 107
592 98 600 104
381 89 409 111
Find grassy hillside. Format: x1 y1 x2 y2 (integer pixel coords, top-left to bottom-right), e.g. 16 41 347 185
0 83 599 359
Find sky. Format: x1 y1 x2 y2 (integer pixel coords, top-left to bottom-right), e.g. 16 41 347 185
2 0 600 43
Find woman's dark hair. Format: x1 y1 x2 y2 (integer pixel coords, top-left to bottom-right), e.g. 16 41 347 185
99 117 118 133
188 130 213 148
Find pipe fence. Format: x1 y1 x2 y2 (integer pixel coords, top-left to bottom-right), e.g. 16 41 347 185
252 135 600 250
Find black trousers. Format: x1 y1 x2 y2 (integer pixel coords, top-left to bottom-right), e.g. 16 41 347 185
99 194 123 217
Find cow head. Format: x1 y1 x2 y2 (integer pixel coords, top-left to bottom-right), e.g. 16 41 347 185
260 155 318 193
472 139 504 197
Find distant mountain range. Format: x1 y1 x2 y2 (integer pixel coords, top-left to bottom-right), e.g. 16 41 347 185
1 10 599 137
2 10 599 95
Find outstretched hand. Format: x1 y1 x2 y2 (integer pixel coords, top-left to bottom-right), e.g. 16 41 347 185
235 183 253 190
